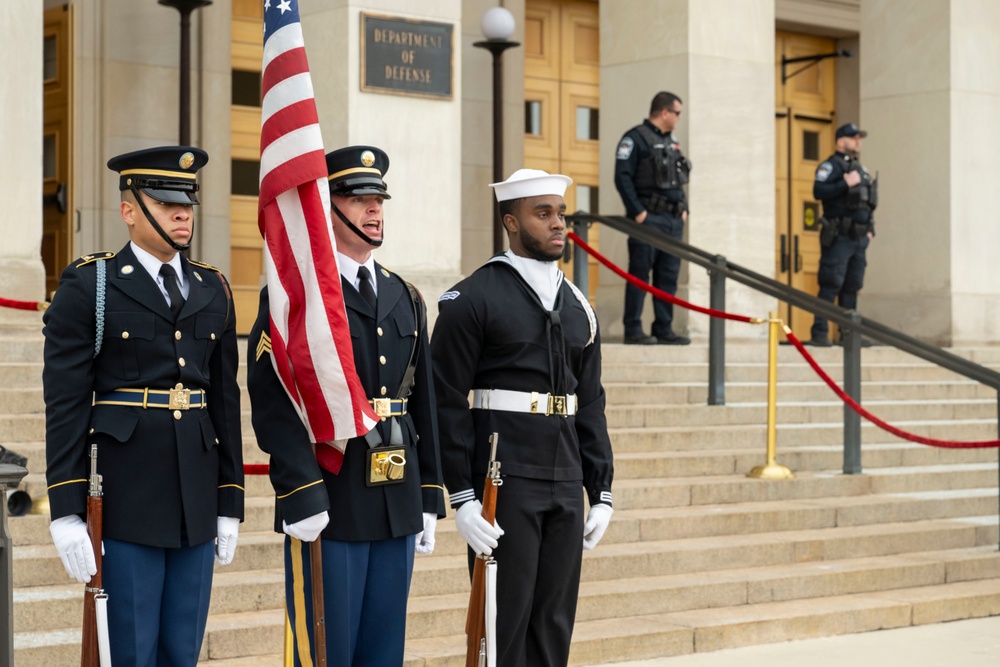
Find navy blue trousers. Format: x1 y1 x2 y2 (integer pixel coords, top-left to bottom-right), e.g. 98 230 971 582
624 212 684 338
284 534 415 667
811 234 870 339
102 538 215 667
469 476 584 667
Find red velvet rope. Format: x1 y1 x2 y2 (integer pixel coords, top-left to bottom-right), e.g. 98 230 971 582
567 231 759 324
0 297 48 312
244 464 270 475
784 328 1000 449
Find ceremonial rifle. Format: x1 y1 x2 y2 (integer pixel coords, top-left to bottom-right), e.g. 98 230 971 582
81 444 111 666
465 432 501 667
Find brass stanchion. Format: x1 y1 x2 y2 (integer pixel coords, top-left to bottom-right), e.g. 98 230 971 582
747 311 794 479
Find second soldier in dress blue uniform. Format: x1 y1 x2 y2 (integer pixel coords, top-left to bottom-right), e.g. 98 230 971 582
43 146 244 666
247 146 446 667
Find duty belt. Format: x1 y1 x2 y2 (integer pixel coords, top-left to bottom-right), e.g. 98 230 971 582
472 389 578 416
640 196 683 216
369 398 408 419
94 384 207 410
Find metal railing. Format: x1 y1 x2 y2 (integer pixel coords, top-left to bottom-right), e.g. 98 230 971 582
568 213 1000 477
1 464 28 667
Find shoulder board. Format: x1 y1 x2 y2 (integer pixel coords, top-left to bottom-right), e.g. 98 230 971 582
188 259 222 273
74 251 116 268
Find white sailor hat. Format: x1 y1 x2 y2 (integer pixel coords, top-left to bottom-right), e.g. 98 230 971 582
489 168 573 202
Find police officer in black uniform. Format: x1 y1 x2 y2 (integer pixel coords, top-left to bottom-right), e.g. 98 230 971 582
433 169 615 667
807 123 878 346
43 146 244 666
246 146 446 667
615 91 693 345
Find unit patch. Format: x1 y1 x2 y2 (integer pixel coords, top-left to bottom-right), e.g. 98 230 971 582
616 137 634 160
815 161 833 182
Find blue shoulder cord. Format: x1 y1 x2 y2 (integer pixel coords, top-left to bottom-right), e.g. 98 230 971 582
94 259 106 358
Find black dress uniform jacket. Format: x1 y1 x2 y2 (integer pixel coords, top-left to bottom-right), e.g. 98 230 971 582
246 265 446 542
431 260 614 508
43 243 244 548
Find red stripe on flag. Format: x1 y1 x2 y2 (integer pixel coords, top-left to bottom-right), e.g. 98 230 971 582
260 99 320 154
259 150 327 225
262 46 310 99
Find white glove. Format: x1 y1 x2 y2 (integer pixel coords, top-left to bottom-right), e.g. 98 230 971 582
455 500 503 556
215 516 240 565
415 513 438 555
283 511 329 542
49 515 97 584
582 504 614 551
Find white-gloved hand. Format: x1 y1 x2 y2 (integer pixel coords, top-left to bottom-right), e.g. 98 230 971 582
582 504 614 551
49 515 97 584
282 511 329 542
454 500 503 556
215 516 240 565
415 513 438 555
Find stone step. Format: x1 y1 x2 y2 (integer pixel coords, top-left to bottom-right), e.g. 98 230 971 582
601 361 987 384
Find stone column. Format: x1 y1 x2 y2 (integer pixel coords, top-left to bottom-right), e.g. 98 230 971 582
0 2 46 326
303 0 465 320
861 0 1000 345
598 0 775 341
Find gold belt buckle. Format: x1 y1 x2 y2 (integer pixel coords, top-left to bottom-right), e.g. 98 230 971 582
548 394 566 416
371 398 392 418
169 383 192 411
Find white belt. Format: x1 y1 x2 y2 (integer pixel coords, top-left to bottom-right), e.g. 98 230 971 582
472 389 577 416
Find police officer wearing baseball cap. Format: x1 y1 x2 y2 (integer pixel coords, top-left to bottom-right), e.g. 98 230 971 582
43 146 244 664
247 145 446 666
807 123 878 347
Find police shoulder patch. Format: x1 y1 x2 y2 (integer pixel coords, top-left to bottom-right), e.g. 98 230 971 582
815 162 833 182
616 137 634 160
438 290 461 302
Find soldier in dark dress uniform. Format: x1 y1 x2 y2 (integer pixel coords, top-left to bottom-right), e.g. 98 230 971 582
432 169 615 667
246 146 446 667
43 146 244 666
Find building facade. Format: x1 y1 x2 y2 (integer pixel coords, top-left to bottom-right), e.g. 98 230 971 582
4 0 999 345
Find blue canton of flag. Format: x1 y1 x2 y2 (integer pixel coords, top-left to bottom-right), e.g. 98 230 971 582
263 0 299 41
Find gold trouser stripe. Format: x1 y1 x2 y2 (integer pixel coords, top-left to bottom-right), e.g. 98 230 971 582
289 537 315 667
276 479 323 500
48 478 87 490
284 611 295 667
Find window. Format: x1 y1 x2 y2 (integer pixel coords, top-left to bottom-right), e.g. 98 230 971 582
231 159 261 196
525 100 542 135
232 70 262 107
576 106 598 141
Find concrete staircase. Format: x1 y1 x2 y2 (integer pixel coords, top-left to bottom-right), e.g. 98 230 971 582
6 325 1000 665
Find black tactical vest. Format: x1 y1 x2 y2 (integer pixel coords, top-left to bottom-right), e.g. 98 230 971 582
634 125 692 191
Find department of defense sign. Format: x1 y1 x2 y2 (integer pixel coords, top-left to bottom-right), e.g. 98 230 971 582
361 13 454 99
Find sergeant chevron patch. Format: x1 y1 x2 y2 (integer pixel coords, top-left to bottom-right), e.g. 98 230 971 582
439 290 461 302
256 331 272 361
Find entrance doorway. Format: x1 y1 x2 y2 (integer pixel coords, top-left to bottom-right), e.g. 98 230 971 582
42 5 74 296
775 31 837 336
523 0 600 300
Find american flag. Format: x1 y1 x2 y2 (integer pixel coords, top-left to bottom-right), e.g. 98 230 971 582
258 0 377 473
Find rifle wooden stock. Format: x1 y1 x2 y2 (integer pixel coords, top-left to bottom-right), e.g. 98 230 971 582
310 539 327 666
81 445 103 667
465 433 501 667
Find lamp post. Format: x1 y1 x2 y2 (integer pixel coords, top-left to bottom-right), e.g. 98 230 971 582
158 0 213 145
474 7 520 254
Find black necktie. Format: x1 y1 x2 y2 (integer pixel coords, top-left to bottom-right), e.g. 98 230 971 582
357 266 377 312
159 264 185 321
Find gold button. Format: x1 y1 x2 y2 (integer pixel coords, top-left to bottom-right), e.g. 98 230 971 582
211 333 216 340
379 356 386 365
175 331 182 340
377 327 383 336
413 330 417 336
122 331 129 339
215 438 219 444
178 357 186 367
380 386 387 396
89 428 95 434
173 410 181 420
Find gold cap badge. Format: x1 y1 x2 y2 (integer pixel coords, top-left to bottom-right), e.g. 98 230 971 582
179 152 195 169
361 150 376 167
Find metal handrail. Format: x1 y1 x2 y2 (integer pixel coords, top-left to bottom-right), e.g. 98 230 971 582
568 212 1000 480
1 464 29 667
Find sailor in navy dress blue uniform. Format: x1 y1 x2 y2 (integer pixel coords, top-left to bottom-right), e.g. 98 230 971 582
432 169 615 667
43 146 244 666
246 146 446 667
